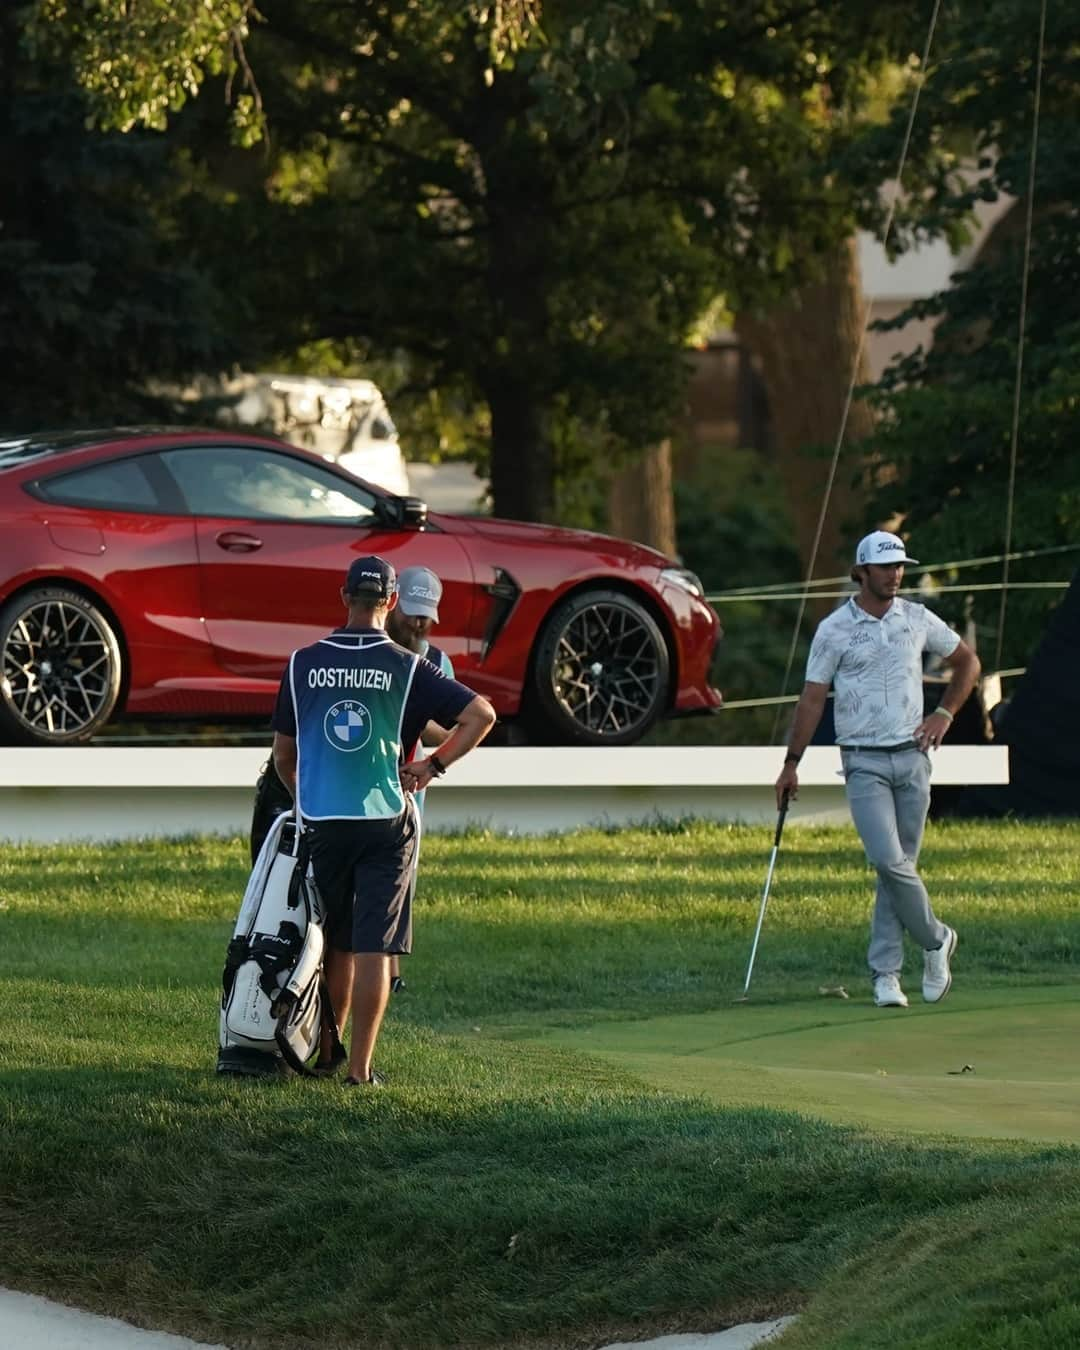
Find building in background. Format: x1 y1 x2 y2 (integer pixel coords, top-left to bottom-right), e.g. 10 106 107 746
685 199 1015 460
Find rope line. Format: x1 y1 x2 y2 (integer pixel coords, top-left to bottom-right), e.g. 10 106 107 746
771 0 944 741
707 581 1069 605
722 668 1028 713
995 0 1047 671
708 543 1080 599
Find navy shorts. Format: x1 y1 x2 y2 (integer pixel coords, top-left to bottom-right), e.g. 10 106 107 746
307 806 419 954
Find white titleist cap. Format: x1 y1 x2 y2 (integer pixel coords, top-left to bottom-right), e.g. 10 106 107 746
396 565 442 620
854 530 919 567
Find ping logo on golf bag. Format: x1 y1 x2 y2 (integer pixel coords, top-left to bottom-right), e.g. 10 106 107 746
324 699 372 751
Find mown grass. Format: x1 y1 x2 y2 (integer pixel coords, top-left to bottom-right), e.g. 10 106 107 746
1 820 1080 1349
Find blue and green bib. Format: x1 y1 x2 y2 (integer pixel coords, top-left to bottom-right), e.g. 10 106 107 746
289 633 419 821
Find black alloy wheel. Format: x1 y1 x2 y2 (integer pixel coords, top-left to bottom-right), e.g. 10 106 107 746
0 587 123 744
530 589 670 745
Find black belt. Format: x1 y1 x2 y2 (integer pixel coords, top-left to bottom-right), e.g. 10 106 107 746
838 741 919 753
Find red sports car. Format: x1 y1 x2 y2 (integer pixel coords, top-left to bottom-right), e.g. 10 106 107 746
0 429 722 746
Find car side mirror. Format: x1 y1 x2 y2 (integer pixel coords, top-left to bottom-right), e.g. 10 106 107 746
372 494 428 529
400 497 428 528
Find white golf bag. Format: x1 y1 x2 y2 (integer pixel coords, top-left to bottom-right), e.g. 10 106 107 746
217 812 343 1077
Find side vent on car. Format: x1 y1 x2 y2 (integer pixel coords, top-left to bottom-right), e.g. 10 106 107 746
481 568 521 660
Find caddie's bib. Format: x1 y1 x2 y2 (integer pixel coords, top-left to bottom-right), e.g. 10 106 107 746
289 633 419 821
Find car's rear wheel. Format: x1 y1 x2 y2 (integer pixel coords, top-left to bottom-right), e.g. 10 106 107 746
0 587 123 744
529 588 670 745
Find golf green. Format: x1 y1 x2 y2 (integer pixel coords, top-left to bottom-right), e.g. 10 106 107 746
538 986 1080 1144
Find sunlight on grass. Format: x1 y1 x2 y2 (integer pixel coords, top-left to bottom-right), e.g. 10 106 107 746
2 820 1080 1348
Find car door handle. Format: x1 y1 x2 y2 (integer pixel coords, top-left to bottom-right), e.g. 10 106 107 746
215 531 263 553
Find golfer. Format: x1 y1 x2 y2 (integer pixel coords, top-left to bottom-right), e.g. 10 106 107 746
774 531 980 1009
272 555 495 1084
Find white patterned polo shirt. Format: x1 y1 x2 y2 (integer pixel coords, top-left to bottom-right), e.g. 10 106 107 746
805 596 960 746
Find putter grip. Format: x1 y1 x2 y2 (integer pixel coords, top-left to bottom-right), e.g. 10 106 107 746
774 790 791 846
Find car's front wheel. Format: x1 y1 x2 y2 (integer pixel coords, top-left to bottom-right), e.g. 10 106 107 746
529 588 670 745
0 587 123 744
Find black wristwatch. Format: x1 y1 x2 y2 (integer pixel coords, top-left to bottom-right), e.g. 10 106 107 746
429 754 448 777
784 752 802 765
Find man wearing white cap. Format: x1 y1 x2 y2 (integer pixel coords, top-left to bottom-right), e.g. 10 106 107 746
386 566 448 669
775 531 981 1009
384 566 454 993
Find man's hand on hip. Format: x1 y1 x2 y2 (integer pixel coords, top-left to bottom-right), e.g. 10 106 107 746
914 710 953 751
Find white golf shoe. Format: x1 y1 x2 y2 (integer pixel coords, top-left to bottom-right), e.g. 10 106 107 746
873 974 909 1008
923 925 957 1003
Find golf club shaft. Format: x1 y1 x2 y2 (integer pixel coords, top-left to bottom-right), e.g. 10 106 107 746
740 792 790 997
742 846 779 994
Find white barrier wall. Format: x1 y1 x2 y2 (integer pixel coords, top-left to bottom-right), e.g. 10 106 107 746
0 746 1009 842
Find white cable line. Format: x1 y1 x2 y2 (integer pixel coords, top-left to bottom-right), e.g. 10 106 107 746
995 0 1047 671
770 0 944 742
722 667 1028 712
709 542 1080 598
707 581 1069 604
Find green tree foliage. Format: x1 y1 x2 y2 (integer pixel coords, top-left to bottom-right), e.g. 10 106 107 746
0 5 242 428
669 446 805 744
30 0 263 140
28 1 942 523
865 0 1080 668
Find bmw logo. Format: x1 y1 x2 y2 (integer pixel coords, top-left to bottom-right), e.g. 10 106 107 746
323 700 372 751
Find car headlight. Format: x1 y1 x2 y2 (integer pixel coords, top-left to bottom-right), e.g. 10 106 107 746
659 566 706 599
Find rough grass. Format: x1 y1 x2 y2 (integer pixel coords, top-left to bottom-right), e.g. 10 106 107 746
1 820 1079 1349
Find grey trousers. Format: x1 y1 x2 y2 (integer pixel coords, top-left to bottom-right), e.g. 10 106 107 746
840 746 948 978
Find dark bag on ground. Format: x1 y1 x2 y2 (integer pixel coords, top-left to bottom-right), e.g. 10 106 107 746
218 812 343 1078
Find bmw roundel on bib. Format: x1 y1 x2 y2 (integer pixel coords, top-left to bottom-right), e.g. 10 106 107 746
324 699 372 751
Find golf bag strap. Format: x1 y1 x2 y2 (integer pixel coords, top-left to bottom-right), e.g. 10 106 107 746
222 936 249 997
222 931 298 1002
274 978 345 1079
276 1025 318 1077
247 925 304 1001
320 974 346 1063
286 846 305 911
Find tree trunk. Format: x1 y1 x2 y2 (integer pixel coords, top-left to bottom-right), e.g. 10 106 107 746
734 236 875 595
482 140 557 523
487 378 555 522
608 440 678 557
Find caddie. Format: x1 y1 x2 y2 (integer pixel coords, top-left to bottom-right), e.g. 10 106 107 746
272 555 495 1085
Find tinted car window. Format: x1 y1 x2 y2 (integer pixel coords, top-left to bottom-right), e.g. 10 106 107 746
33 457 160 510
160 447 378 524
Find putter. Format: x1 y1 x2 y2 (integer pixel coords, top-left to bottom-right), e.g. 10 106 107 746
734 789 791 1002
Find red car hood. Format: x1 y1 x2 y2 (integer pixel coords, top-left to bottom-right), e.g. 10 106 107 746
429 512 673 570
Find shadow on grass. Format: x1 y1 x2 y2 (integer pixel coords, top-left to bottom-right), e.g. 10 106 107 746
2 1036 1078 1350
